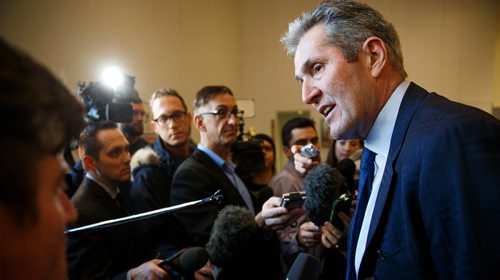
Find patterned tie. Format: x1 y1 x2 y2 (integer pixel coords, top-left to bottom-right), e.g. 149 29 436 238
347 148 376 279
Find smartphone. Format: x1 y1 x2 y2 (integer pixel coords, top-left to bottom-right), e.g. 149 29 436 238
329 193 353 231
280 191 306 209
300 144 320 158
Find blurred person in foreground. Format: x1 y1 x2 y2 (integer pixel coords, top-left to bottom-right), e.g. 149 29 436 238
0 38 85 280
282 1 500 279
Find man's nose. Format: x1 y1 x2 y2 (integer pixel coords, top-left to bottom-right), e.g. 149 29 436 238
302 79 320 105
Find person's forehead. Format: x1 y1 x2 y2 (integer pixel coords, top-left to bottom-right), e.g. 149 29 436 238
294 25 327 65
206 93 236 108
96 128 128 148
132 102 144 111
290 126 317 140
153 95 184 112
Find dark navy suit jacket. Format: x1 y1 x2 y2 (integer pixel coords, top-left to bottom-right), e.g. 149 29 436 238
358 83 500 279
67 178 141 280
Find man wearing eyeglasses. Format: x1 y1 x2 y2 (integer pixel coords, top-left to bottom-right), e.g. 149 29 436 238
129 88 195 259
170 85 305 278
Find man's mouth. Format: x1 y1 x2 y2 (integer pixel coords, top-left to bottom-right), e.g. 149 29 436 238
319 104 335 117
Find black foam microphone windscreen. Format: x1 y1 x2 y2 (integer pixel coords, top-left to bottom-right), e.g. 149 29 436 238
161 247 209 279
206 205 257 267
338 158 355 194
286 253 321 280
303 164 346 226
178 247 209 273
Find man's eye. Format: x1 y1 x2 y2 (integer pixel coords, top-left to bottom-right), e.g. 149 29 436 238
313 64 322 75
217 109 229 117
109 149 121 157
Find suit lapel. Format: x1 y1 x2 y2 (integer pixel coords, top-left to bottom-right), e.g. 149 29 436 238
84 178 123 216
193 149 247 206
366 83 428 245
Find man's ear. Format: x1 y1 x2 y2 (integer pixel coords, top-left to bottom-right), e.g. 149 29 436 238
362 36 387 78
82 155 97 172
194 114 206 132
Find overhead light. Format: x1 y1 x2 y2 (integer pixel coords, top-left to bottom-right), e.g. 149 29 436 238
101 66 124 89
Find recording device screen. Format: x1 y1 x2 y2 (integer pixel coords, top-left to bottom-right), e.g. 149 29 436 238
280 191 306 209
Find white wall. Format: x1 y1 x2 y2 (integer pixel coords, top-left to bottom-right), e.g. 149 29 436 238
1 0 498 148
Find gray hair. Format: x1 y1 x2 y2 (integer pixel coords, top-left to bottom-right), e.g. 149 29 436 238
280 0 407 77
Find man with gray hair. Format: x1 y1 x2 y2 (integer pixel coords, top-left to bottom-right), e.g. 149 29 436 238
281 1 500 279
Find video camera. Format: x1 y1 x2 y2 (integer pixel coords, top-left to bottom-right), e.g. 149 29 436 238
77 74 140 123
231 113 266 180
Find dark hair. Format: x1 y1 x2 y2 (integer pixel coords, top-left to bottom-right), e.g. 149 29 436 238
193 85 233 114
325 139 364 167
281 0 407 78
281 117 316 147
0 38 85 223
150 88 188 112
252 133 276 174
79 121 118 160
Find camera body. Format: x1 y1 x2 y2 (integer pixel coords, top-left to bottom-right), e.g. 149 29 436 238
231 138 266 181
77 75 140 123
280 191 307 209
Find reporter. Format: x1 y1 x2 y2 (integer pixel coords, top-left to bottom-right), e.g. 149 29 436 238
256 196 305 231
0 38 85 280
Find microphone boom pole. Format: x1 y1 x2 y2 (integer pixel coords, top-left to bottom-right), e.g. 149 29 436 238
65 190 223 235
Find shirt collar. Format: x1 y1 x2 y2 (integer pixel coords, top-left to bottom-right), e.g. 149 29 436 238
365 80 410 157
197 143 226 169
85 173 120 199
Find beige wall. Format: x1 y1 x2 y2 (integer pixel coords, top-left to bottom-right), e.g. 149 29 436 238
1 0 498 144
494 2 500 108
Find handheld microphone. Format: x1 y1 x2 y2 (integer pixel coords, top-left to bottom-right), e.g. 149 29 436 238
303 164 347 227
207 205 283 279
206 205 257 268
338 158 355 194
159 247 209 280
286 253 320 280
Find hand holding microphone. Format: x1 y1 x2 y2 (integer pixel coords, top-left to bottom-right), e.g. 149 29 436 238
297 221 321 248
303 164 353 249
291 144 321 175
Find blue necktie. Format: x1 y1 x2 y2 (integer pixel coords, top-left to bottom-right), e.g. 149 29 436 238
224 162 256 215
347 148 376 280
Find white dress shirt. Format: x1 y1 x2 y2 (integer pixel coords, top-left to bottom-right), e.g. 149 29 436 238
355 80 410 277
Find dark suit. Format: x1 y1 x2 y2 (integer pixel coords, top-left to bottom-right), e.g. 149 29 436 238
358 83 500 279
67 177 141 280
170 148 283 279
170 148 250 246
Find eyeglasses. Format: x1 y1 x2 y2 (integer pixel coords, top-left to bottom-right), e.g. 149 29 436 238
199 107 244 119
153 111 187 124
